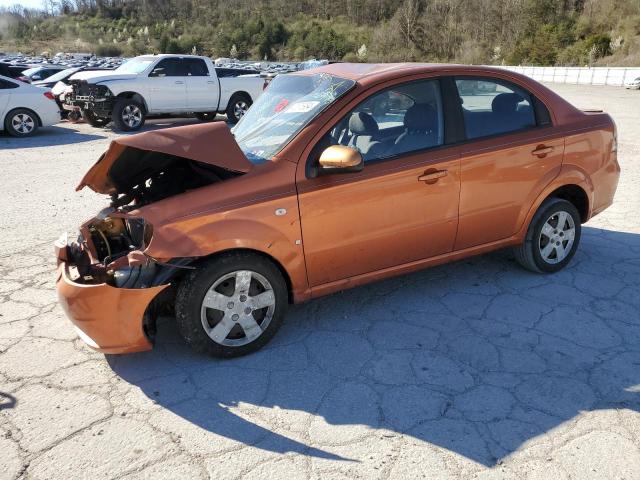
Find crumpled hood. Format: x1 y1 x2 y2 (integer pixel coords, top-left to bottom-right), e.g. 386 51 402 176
68 70 138 83
77 122 253 194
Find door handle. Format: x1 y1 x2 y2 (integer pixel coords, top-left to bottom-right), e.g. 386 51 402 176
531 145 554 157
418 170 448 183
207 81 216 84
175 80 185 84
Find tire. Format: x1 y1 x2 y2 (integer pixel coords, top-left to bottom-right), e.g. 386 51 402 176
83 110 109 128
195 112 217 122
514 198 581 273
175 252 288 358
4 108 39 137
112 98 146 131
225 93 252 123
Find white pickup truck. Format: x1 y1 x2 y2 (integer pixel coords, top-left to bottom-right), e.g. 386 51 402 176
63 54 266 131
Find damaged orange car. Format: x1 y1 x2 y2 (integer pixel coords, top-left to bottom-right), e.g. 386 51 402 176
56 63 620 357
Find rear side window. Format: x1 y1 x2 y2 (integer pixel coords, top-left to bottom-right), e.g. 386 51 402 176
0 79 18 89
184 59 209 76
455 77 537 139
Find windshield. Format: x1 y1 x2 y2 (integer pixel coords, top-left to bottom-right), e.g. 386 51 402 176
116 57 154 74
21 67 43 76
41 67 80 83
232 73 355 164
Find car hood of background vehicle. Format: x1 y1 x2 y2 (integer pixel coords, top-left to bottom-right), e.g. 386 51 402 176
68 70 138 83
77 122 253 194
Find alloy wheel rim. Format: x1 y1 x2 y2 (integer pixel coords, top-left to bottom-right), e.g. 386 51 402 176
12 113 35 134
122 105 142 128
233 101 248 119
538 210 576 264
200 270 276 347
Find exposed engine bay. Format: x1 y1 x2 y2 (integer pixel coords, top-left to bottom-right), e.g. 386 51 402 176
105 147 240 209
60 121 254 290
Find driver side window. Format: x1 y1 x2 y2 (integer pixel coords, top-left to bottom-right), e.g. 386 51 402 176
320 79 444 163
150 58 187 77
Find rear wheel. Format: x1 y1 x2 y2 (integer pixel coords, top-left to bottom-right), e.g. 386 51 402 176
175 252 288 358
225 93 252 123
83 110 109 128
4 109 38 137
112 98 146 131
514 198 581 273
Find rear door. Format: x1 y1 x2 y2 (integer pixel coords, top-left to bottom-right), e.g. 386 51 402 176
146 58 187 112
184 58 219 111
453 76 565 250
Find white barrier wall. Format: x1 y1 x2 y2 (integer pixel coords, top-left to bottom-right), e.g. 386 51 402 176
494 66 640 86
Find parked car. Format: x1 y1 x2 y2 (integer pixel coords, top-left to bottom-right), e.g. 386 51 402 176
624 76 640 89
63 54 267 130
0 75 60 136
31 67 113 119
17 65 66 83
56 63 619 357
0 62 30 80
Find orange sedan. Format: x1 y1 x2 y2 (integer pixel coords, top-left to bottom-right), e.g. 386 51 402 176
56 63 620 357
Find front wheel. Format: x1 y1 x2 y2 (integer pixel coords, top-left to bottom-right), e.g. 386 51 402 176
514 198 581 273
112 98 146 132
175 252 288 358
225 93 252 123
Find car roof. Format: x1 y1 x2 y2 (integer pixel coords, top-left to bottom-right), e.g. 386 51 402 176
299 63 533 84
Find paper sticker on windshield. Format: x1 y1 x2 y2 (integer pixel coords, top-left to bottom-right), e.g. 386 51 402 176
286 101 319 113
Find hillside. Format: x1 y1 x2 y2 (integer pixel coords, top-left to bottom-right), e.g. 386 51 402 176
1 0 639 66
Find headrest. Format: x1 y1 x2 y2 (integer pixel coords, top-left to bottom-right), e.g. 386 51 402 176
491 93 523 113
349 111 379 135
404 104 438 132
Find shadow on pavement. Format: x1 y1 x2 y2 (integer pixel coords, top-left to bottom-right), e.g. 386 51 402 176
0 125 105 149
108 226 640 465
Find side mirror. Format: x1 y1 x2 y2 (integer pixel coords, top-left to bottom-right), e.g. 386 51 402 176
318 145 363 173
149 67 165 77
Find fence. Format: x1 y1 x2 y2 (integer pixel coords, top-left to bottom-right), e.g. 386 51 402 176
495 66 640 87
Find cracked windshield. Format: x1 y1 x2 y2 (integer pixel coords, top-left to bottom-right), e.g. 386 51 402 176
232 73 355 164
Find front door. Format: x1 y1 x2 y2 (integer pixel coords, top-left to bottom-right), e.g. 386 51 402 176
146 58 187 112
296 78 461 287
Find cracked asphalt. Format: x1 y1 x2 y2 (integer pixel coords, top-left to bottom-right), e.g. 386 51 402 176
0 84 639 480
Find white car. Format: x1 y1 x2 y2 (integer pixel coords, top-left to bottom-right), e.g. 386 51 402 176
0 75 60 137
624 77 640 89
63 54 266 131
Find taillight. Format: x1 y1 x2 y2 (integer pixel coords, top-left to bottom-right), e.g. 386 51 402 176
43 91 55 100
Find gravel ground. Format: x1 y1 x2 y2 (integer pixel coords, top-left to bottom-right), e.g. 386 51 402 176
0 84 639 480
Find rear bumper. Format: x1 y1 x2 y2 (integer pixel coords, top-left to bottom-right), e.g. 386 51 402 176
56 262 168 354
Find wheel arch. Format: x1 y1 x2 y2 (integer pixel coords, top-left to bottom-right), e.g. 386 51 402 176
115 91 148 113
516 165 594 242
228 90 252 106
4 107 42 127
192 248 295 304
546 184 589 223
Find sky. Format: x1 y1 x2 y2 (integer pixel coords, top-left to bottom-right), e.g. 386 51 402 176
0 0 45 10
